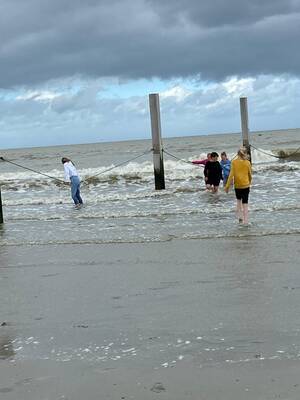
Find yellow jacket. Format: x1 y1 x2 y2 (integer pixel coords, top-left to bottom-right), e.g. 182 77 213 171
225 158 252 189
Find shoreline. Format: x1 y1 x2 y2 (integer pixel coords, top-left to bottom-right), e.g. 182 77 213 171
1 228 300 248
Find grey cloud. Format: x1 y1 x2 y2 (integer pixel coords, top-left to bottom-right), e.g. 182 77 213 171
0 0 300 88
148 0 299 27
51 85 101 113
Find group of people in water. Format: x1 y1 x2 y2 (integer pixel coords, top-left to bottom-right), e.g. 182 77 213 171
62 146 252 225
192 147 252 224
192 151 231 192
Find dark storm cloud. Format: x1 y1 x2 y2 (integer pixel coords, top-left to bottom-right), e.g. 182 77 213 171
148 0 299 27
1 0 300 88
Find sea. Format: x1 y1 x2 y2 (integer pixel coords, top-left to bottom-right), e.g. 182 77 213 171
0 128 300 246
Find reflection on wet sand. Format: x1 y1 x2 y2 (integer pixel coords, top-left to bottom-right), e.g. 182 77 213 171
0 333 15 359
0 223 8 265
0 225 14 360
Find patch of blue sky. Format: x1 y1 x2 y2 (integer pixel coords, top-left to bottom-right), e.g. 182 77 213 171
0 76 208 103
98 77 204 99
0 89 17 101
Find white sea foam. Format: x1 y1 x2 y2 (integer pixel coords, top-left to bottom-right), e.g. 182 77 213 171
0 135 299 245
1 156 299 194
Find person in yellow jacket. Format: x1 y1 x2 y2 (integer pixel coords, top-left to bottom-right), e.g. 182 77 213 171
225 147 252 225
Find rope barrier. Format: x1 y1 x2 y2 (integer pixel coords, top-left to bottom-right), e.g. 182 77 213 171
81 149 153 185
164 145 300 164
284 145 300 158
250 144 300 159
162 149 194 165
0 156 65 184
1 143 298 188
162 148 237 164
1 149 153 187
249 144 281 159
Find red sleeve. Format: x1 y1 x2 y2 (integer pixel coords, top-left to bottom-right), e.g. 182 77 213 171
192 159 206 165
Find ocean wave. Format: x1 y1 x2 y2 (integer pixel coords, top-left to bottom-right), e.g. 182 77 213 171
2 189 171 206
253 163 300 173
182 228 300 240
275 149 300 161
4 207 218 221
1 228 300 247
250 149 278 163
0 151 299 191
4 202 300 221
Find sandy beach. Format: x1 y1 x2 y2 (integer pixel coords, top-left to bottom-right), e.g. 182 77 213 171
1 234 300 399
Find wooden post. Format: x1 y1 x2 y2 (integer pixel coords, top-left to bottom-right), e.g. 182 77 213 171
149 93 165 190
0 186 3 224
239 97 251 161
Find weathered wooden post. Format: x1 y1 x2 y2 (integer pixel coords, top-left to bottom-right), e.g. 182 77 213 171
149 93 165 190
239 97 251 162
0 187 3 224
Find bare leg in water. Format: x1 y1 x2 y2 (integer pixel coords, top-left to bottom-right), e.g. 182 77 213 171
236 199 243 223
242 203 249 225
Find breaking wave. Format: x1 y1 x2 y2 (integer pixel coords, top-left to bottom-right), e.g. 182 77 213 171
0 148 299 193
1 228 300 247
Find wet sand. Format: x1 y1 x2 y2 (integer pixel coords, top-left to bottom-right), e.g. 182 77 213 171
1 234 300 399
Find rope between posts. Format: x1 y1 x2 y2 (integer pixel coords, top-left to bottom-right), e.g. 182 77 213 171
162 149 194 165
1 149 153 186
0 156 65 184
2 144 297 187
250 144 281 159
81 149 153 185
162 148 238 164
250 144 300 159
164 145 300 164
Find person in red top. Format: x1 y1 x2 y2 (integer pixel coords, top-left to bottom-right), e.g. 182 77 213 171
192 153 211 189
192 152 211 166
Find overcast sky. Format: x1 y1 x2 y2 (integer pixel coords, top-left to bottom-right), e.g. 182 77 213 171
1 0 300 148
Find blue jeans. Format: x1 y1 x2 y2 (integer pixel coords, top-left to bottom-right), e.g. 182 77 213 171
70 176 83 205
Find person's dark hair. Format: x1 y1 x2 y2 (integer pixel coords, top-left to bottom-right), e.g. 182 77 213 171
210 152 219 158
221 151 227 156
61 157 71 164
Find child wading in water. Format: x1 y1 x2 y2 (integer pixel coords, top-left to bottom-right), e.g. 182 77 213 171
192 153 212 189
203 152 223 193
220 151 231 187
225 147 252 225
62 157 84 209
192 152 211 166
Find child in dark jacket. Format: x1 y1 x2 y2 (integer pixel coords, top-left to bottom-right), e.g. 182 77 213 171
204 152 223 193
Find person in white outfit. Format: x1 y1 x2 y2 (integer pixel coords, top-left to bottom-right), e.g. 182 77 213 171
62 157 83 208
